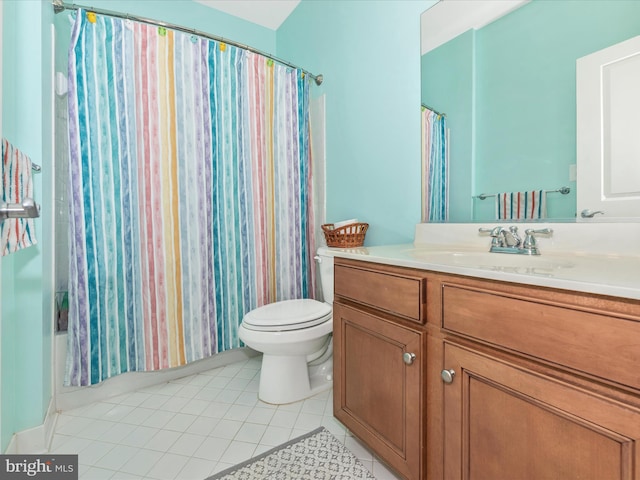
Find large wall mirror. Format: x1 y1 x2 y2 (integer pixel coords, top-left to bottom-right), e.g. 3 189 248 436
421 0 640 223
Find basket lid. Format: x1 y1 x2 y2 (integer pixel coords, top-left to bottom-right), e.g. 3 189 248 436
242 299 332 332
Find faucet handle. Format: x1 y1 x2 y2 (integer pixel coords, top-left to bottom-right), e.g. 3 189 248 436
478 226 503 236
479 226 505 247
523 228 553 254
524 228 553 236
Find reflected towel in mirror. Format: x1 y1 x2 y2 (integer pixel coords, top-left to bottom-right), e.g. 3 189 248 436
496 190 547 220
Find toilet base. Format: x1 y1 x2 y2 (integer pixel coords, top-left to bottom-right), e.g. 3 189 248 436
258 353 333 405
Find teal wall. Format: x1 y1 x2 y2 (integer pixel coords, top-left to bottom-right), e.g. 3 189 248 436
422 0 640 222
2 0 54 451
277 0 432 245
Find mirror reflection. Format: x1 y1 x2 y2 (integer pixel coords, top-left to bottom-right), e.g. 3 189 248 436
421 0 640 223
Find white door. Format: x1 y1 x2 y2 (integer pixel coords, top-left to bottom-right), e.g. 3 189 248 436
576 35 640 220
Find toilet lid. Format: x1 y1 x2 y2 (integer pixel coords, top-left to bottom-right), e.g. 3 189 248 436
242 299 332 332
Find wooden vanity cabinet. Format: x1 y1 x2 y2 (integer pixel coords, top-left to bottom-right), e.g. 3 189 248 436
333 257 640 480
332 259 428 480
438 276 640 480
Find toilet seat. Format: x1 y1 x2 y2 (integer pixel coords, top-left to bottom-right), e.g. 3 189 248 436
242 299 332 332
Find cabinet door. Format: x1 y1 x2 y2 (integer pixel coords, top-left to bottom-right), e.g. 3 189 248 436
333 303 423 480
443 342 640 480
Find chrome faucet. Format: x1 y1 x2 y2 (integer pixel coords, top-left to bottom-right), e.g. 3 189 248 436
479 226 552 255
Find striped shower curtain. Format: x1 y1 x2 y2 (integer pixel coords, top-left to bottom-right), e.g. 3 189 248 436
65 10 315 386
421 107 448 222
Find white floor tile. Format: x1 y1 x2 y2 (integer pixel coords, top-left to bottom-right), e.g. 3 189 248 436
224 404 252 422
50 434 89 454
102 404 136 422
76 419 116 440
210 462 235 475
120 392 152 407
140 409 174 429
141 394 170 410
210 419 243 439
145 452 190 480
294 412 323 430
99 422 138 444
234 422 267 443
185 416 220 436
121 406 155 426
159 395 190 413
344 436 375 463
187 374 214 386
301 398 327 415
206 376 232 389
259 425 291 446
144 429 182 452
174 384 202 399
163 412 197 432
268 409 298 429
76 440 115 466
50 357 404 480
245 406 275 425
153 382 184 396
55 416 94 436
200 401 232 419
80 402 117 419
180 398 210 416
215 388 241 404
225 376 252 390
194 387 222 401
120 425 159 447
118 448 164 476
193 436 232 461
82 466 115 479
219 440 257 464
235 368 259 380
233 390 259 407
178 457 217 480
93 444 139 471
170 432 206 457
374 459 404 479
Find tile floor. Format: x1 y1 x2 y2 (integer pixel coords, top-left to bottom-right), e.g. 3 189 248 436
50 356 403 479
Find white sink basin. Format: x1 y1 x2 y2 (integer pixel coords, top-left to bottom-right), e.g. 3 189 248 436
405 249 576 274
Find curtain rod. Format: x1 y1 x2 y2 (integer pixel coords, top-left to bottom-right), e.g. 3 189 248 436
422 103 446 117
51 0 324 86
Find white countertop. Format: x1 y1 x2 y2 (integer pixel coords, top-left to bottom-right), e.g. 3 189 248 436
322 222 640 301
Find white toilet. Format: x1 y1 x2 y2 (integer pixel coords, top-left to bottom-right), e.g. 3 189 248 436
238 247 335 404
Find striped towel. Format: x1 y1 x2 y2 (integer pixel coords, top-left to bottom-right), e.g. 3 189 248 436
496 190 547 220
1 138 37 256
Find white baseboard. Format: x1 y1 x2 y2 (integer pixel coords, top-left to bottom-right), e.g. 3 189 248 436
4 398 58 454
55 347 259 412
6 348 259 454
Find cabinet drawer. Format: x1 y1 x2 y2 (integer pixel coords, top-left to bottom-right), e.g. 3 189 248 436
442 283 640 390
335 265 425 322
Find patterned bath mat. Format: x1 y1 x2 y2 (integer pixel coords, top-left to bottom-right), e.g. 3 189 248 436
206 426 376 479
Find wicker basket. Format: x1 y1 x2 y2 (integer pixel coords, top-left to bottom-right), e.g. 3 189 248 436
321 223 369 248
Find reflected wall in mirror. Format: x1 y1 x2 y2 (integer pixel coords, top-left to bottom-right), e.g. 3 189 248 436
421 0 640 223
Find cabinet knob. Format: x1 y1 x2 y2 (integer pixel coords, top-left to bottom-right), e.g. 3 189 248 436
403 352 416 365
441 369 456 384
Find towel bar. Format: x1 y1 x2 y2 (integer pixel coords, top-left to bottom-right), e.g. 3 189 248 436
0 197 40 220
475 186 570 200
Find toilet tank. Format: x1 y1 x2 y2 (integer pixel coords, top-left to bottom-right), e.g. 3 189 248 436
316 247 334 304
